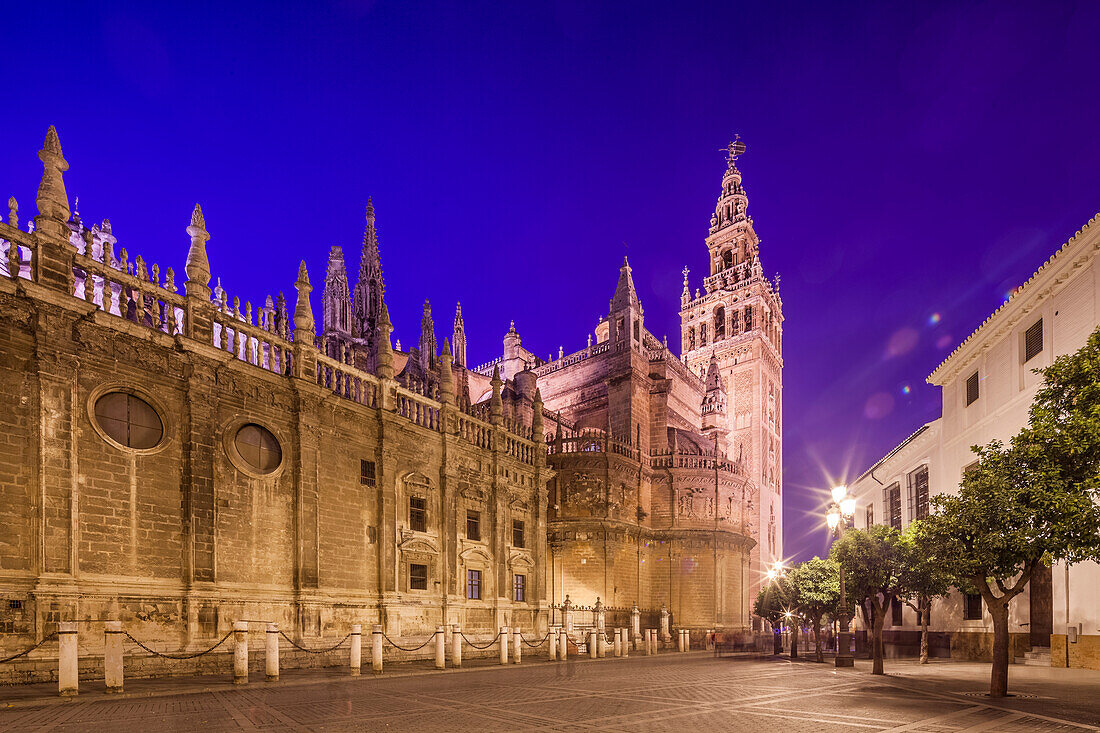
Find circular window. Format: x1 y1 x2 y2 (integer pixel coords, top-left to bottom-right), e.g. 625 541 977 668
93 392 164 450
233 424 282 474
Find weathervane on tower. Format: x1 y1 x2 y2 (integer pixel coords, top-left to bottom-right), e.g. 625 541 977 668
724 135 746 167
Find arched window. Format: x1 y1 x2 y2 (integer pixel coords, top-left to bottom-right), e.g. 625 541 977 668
93 391 164 450
700 323 708 347
722 250 734 270
714 307 725 340
688 327 696 351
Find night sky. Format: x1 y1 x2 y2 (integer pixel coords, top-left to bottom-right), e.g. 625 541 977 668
3 2 1098 563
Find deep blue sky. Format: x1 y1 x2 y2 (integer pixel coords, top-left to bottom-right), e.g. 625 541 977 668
3 1 1098 562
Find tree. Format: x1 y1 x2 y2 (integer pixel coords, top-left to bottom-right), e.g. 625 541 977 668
923 327 1100 698
829 524 905 674
754 574 795 655
897 520 952 663
788 557 840 662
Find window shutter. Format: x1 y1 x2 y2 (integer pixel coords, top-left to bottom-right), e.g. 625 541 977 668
1024 319 1043 363
965 371 979 406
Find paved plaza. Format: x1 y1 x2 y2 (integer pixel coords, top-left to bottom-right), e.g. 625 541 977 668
2 653 1099 731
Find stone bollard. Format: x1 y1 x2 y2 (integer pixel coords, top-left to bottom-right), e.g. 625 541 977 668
677 629 684 652
500 627 510 665
548 626 558 661
435 626 446 670
265 623 279 681
613 628 622 657
371 625 383 675
233 621 248 685
559 629 568 661
513 627 521 664
104 621 123 693
684 629 690 652
589 630 597 659
648 629 656 655
452 625 462 668
58 622 78 697
350 624 362 676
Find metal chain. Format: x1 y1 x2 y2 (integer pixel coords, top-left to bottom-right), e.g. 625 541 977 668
123 631 233 660
0 632 58 664
382 632 438 652
460 632 501 650
278 631 350 654
520 632 551 648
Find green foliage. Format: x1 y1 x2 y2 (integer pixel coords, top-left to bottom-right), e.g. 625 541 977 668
898 520 953 607
828 524 904 605
788 556 840 620
753 573 796 625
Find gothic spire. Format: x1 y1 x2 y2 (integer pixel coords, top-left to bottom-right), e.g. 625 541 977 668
418 299 436 373
352 198 384 340
322 245 351 337
452 301 467 368
293 260 315 344
184 203 212 300
609 255 641 314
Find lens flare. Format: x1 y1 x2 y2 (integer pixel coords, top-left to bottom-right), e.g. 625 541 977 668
928 312 941 325
901 384 911 395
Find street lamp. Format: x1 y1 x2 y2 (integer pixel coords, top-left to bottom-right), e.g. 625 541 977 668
828 484 855 668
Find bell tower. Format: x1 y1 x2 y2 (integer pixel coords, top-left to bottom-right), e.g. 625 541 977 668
679 138 784 596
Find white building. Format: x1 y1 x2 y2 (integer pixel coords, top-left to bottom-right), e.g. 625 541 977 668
848 212 1100 669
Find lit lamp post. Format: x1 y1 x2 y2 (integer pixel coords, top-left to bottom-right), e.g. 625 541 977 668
764 561 787 655
827 484 856 668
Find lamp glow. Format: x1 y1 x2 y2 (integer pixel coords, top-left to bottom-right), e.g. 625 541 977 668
826 507 840 529
830 484 848 503
840 496 857 516
766 568 777 581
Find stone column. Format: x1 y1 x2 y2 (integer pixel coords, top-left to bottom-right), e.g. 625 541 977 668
594 597 605 632
371 624 383 674
684 629 690 652
104 621 123 693
613 628 622 657
621 628 629 658
631 604 641 647
548 626 558 661
233 621 248 685
435 626 446 670
559 628 568 661
589 630 597 658
265 623 279 681
499 627 509 665
512 627 522 664
660 605 671 642
563 596 574 634
58 622 78 697
350 624 362 675
451 625 462 668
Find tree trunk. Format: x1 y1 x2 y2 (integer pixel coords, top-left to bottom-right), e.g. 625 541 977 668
919 598 929 665
790 623 799 658
989 602 1010 698
871 601 886 675
813 616 823 662
773 625 783 655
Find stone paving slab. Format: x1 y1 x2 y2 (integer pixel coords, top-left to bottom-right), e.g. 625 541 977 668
2 652 1099 731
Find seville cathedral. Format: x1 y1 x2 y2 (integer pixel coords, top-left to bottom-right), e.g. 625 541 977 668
0 128 781 671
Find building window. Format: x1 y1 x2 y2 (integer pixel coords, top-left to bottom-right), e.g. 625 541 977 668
865 505 874 528
633 319 640 342
466 510 481 541
1024 319 1043 363
409 563 428 591
513 574 526 602
512 519 525 548
360 459 376 486
466 569 481 599
732 310 741 334
700 323 708 347
93 391 164 450
409 496 427 532
233 424 282 474
714 307 725 340
884 482 901 530
907 466 929 521
965 371 980 406
744 305 753 330
891 597 903 626
964 592 982 620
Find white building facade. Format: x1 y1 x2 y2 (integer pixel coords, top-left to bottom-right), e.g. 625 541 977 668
849 212 1100 668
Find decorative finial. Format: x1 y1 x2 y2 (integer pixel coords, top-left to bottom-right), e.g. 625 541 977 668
185 203 212 299
366 197 374 220
293 260 315 342
36 125 70 222
7 196 17 228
